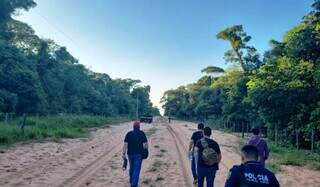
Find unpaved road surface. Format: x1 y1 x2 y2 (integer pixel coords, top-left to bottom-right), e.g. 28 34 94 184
0 118 319 187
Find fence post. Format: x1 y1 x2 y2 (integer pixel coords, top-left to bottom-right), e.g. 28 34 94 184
4 113 8 124
21 113 27 130
296 129 299 149
311 129 314 152
275 123 278 145
36 113 39 126
242 121 244 138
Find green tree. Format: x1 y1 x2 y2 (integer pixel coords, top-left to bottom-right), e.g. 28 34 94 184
217 25 261 73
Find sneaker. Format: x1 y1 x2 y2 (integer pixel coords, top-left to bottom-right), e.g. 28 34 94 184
193 179 198 185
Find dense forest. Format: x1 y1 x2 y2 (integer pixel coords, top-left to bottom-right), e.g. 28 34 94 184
0 0 159 117
162 0 320 151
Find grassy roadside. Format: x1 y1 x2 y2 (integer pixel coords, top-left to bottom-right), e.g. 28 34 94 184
267 143 320 172
0 115 133 147
234 132 320 173
209 125 320 173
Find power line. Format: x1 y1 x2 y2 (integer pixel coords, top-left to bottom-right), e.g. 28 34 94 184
33 10 78 45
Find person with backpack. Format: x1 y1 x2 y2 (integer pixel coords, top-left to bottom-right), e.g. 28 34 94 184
225 145 280 187
122 121 149 187
195 127 221 187
189 123 205 185
248 128 269 166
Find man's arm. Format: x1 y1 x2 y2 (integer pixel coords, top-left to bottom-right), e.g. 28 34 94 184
217 153 222 163
189 140 194 152
224 167 240 187
142 132 148 149
143 142 148 149
264 141 269 160
271 174 280 187
216 143 222 163
122 142 128 159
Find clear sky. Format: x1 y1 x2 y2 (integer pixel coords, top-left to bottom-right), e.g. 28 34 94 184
16 0 313 110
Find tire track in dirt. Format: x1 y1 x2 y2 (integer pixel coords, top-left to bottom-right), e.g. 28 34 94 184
59 143 123 187
167 124 193 187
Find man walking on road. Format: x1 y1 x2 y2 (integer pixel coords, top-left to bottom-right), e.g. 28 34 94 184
122 121 148 187
248 128 269 166
189 123 205 185
225 145 280 187
195 127 222 187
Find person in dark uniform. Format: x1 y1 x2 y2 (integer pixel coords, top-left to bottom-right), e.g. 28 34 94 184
122 121 148 187
188 123 205 184
225 145 280 187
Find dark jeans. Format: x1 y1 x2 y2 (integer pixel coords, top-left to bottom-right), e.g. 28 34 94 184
191 155 197 180
197 167 217 187
128 154 143 187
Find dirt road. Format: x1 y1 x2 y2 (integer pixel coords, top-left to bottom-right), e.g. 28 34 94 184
0 118 319 187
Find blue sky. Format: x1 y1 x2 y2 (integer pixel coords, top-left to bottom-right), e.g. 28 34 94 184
17 0 313 110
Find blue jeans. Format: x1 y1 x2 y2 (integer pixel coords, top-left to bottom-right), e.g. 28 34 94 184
197 167 217 187
128 154 143 187
191 152 199 180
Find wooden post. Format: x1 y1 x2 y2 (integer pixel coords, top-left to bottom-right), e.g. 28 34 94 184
21 113 27 130
284 129 287 142
242 121 244 138
275 123 278 145
223 119 225 129
296 129 299 149
311 129 314 152
4 113 8 124
36 113 39 126
233 122 236 132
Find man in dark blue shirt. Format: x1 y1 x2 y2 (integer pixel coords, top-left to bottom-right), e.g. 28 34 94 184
225 145 280 187
122 121 148 187
195 127 222 187
189 123 205 184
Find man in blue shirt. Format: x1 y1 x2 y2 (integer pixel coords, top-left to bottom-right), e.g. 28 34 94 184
122 121 148 187
189 123 205 185
225 145 280 187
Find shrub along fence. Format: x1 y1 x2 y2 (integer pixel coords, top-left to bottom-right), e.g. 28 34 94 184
207 117 319 153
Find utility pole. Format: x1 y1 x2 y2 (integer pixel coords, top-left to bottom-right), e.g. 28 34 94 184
136 91 139 120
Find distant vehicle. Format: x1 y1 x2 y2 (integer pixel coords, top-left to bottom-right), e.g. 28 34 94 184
140 115 153 123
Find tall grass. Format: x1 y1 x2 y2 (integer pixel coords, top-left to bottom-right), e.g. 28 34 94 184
0 114 133 147
267 143 320 172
